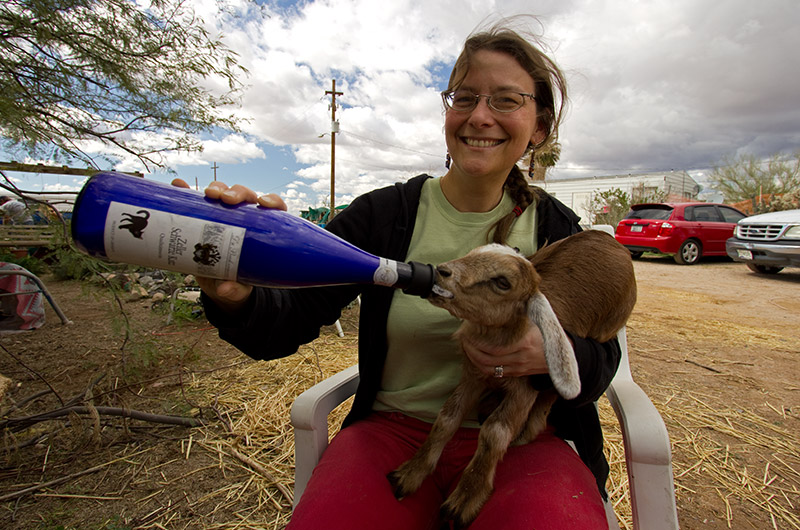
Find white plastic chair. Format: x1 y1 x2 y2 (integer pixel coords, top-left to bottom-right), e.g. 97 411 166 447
332 295 361 338
290 326 679 529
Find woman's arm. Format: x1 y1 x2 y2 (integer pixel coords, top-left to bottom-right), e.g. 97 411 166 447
202 282 360 361
201 186 384 361
563 333 622 405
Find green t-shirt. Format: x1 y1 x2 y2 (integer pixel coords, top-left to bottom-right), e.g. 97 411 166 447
373 177 537 423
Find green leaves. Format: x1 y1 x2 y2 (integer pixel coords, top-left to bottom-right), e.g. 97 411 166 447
708 151 800 212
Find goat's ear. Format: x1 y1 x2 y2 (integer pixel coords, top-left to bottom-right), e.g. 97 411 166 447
521 260 541 295
529 292 580 399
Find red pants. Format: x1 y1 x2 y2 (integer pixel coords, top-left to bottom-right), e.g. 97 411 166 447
289 412 608 530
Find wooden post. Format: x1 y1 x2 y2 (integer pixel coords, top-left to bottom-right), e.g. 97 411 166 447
325 80 343 222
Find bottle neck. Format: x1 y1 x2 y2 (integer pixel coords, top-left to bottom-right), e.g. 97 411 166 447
395 261 435 297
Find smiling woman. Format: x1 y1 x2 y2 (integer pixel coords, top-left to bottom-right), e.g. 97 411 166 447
179 18 618 530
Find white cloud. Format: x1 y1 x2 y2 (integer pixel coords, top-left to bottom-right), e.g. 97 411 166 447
549 0 800 175
198 135 266 164
52 0 799 213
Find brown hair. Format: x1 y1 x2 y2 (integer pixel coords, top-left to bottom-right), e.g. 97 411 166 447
448 20 568 244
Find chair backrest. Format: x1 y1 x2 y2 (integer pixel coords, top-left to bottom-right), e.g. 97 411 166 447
591 224 615 235
612 326 632 382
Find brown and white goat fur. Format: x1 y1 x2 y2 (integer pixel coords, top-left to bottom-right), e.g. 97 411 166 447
387 230 637 527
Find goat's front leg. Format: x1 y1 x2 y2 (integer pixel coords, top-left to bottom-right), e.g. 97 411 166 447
441 379 539 528
387 369 484 500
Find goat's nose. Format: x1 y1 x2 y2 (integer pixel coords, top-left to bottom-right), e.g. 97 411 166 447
436 265 452 278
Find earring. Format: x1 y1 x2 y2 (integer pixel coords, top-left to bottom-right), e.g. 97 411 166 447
445 153 451 169
528 149 535 179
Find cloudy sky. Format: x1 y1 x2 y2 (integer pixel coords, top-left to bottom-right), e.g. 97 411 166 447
8 0 800 214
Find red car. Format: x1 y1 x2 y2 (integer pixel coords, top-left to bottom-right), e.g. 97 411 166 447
615 202 747 265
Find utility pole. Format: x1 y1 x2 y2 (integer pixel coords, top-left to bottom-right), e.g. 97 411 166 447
325 79 343 222
211 162 219 181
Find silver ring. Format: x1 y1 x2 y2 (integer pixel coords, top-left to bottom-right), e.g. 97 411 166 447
494 365 504 378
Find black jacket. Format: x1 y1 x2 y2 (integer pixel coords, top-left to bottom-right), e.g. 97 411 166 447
203 174 620 496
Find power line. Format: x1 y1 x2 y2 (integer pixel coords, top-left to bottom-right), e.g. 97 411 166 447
336 155 433 173
338 130 441 159
553 165 712 175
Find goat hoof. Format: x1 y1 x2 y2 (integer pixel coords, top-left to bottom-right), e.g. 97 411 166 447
440 504 472 530
386 471 408 500
441 486 487 529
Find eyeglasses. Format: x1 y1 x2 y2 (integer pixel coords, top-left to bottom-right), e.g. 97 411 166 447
441 89 536 113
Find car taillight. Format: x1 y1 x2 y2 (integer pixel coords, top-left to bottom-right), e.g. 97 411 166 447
658 222 674 236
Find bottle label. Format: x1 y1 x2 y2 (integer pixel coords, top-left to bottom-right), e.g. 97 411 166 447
373 258 398 287
104 202 245 279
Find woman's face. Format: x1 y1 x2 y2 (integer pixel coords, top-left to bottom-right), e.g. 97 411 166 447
445 50 543 183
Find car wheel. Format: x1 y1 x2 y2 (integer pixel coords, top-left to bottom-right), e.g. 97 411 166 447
746 263 784 274
674 239 701 265
629 251 644 259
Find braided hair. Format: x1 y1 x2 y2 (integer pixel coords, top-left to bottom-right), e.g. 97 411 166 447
490 166 534 244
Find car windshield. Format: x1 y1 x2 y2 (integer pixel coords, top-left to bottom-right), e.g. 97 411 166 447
624 207 673 220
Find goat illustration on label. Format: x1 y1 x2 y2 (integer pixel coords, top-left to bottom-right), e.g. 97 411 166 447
118 210 150 239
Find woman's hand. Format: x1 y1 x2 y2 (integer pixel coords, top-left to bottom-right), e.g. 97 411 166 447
171 178 288 210
170 178 288 311
461 325 551 378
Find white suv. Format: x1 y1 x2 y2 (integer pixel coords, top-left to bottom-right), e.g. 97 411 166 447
726 209 800 274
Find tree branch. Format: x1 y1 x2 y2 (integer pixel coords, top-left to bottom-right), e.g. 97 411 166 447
1 405 203 432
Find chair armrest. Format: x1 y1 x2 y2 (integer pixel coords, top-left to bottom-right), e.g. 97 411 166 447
606 379 672 468
606 329 679 529
290 365 360 507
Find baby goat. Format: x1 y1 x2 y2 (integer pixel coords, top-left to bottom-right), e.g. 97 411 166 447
387 229 637 527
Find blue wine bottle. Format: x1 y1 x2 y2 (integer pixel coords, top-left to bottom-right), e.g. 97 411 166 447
71 172 434 296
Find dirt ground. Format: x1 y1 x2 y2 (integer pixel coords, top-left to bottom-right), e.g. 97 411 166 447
0 256 798 529
623 257 799 529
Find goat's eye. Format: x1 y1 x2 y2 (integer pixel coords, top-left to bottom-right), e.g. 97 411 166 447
492 276 511 290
